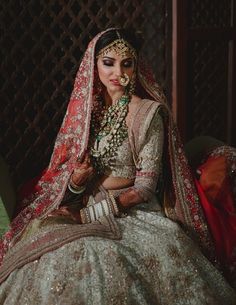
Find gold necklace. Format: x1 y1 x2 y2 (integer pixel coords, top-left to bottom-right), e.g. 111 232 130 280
90 94 130 173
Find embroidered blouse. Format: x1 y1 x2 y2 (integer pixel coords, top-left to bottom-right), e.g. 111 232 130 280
93 100 164 201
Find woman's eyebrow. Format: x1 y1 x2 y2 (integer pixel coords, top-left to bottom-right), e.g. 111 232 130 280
102 56 115 60
102 56 133 61
122 57 133 61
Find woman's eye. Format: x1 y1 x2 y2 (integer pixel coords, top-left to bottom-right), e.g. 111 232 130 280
103 60 113 66
123 61 133 68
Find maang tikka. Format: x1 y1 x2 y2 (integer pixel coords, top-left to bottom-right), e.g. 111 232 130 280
96 31 137 60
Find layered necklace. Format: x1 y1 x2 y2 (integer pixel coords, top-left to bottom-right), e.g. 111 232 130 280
90 94 130 173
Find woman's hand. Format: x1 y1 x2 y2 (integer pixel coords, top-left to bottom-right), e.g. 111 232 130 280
47 206 82 223
71 153 94 187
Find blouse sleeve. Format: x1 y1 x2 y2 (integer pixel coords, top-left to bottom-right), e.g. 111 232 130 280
132 110 164 201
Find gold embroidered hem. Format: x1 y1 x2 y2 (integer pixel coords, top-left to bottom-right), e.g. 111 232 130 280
0 209 235 304
0 215 121 284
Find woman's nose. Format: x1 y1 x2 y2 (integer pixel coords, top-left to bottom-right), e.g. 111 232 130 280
114 64 122 77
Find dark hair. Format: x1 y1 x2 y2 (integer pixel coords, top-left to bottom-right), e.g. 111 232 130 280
95 28 143 57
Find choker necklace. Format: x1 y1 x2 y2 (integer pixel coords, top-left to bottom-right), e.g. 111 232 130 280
90 94 130 173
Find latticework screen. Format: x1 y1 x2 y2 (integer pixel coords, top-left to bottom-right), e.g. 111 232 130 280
189 0 231 28
189 41 228 140
0 0 171 186
186 0 233 142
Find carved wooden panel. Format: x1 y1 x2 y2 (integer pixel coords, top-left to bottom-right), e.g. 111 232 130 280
188 0 231 28
173 0 235 146
188 41 228 141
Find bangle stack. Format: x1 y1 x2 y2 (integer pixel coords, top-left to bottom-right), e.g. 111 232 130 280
80 192 120 224
68 176 86 194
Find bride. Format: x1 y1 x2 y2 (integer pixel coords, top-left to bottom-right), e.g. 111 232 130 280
0 28 235 304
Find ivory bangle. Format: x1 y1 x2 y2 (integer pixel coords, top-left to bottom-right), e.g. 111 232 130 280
68 183 86 194
95 201 103 217
80 195 120 224
89 205 96 222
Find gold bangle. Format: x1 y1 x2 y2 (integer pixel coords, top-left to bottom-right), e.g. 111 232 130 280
108 191 119 216
80 209 86 224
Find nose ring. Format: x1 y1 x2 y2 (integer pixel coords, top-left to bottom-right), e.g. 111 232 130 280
118 73 130 87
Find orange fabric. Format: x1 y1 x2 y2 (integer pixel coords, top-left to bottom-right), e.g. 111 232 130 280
198 156 227 203
195 155 236 281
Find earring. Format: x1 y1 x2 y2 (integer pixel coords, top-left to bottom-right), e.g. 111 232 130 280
128 73 136 95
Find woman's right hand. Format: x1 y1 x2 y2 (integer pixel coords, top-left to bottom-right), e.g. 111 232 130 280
70 153 94 187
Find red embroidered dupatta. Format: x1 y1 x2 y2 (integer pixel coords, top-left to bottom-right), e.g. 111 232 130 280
0 29 215 270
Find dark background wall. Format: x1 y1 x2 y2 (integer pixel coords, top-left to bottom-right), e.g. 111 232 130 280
0 0 171 187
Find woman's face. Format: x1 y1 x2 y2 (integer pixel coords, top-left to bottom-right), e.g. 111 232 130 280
96 49 135 95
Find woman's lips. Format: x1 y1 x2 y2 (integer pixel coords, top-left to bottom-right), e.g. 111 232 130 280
110 79 121 86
